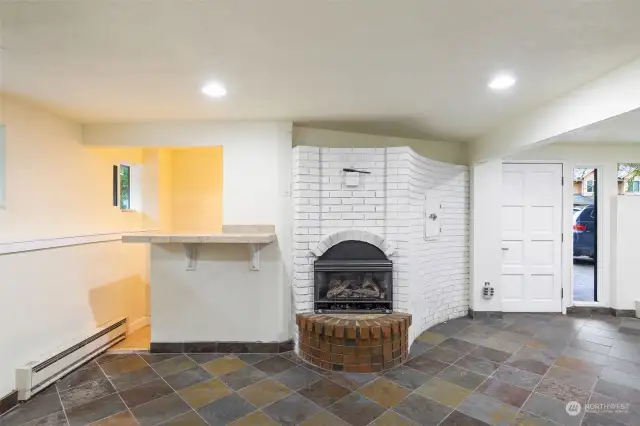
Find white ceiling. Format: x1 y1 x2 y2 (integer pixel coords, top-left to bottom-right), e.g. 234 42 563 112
550 108 640 143
2 0 640 142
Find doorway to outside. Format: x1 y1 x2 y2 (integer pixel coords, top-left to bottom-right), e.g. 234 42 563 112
572 168 597 302
501 163 563 312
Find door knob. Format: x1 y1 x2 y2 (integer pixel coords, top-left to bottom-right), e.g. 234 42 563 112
502 247 509 251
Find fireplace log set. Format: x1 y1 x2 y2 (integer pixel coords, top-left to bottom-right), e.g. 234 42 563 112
325 275 386 300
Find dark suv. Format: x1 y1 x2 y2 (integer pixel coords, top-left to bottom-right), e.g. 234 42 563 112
573 206 595 259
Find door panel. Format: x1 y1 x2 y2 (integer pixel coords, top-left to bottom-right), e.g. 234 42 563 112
501 163 562 312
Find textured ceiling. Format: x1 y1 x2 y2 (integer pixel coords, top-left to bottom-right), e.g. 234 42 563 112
2 0 640 142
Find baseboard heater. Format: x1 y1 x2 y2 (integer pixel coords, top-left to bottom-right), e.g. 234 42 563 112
16 318 127 400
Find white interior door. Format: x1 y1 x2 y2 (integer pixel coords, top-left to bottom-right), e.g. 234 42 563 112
502 163 562 312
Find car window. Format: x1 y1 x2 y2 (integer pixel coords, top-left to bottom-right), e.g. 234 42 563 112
589 209 596 219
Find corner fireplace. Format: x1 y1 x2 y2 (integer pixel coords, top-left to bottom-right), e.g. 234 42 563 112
314 240 392 313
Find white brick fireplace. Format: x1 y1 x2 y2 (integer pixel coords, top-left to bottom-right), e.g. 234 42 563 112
292 146 470 344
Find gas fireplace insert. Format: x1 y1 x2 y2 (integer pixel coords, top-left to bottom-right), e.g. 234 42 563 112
314 240 392 313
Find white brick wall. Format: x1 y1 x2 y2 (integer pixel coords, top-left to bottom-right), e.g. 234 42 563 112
404 148 470 341
292 146 470 345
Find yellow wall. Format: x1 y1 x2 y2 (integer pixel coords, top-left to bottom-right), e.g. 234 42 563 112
158 149 173 230
170 147 223 232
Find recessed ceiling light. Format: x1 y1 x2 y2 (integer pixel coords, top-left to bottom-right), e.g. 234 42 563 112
202 82 227 98
488 74 516 91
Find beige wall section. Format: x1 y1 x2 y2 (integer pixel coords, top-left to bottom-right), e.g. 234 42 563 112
0 97 149 396
170 147 223 232
158 149 173 230
140 148 174 230
294 127 468 165
0 99 145 240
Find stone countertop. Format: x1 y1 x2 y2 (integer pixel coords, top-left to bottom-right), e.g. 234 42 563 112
122 233 276 244
122 225 276 244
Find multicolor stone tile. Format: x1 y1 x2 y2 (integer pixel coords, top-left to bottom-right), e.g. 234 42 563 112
521 392 583 426
197 393 256 425
261 393 321 425
491 365 542 390
415 377 471 408
476 377 530 408
455 355 500 376
456 392 518 426
423 346 466 364
328 393 386 426
237 379 292 408
384 365 430 390
298 378 351 408
404 354 450 375
178 378 234 408
202 357 248 377
357 378 411 408
393 393 452 426
534 377 591 404
8 313 640 426
299 410 351 426
437 365 488 390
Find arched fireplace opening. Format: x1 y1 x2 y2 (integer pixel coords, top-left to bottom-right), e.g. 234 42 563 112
314 240 393 313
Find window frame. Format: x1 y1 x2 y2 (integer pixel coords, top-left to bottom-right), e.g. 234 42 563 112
119 164 132 211
586 179 594 193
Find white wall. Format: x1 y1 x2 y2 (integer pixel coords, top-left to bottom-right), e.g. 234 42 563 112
0 98 150 397
469 142 640 314
150 242 287 342
294 127 468 166
469 160 503 312
407 149 469 334
611 195 640 310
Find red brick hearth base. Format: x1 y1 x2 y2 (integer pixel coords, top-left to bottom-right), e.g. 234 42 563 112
295 312 412 373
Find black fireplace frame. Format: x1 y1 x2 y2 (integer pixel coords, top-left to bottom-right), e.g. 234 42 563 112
313 240 393 314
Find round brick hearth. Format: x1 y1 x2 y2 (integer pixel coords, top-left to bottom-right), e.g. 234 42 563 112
295 312 412 373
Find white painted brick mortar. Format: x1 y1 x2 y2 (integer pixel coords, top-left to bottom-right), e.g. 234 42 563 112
291 146 469 347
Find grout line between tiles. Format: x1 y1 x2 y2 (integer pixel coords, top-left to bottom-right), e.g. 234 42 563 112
145 353 313 425
55 386 72 426
140 354 210 426
95 355 141 426
513 317 591 426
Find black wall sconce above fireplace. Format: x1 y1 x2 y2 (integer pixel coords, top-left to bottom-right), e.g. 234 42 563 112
314 240 392 313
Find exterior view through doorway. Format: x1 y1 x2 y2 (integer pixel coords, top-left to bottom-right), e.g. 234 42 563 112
572 168 598 302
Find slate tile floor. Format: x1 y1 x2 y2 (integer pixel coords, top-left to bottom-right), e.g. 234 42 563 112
4 313 640 425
